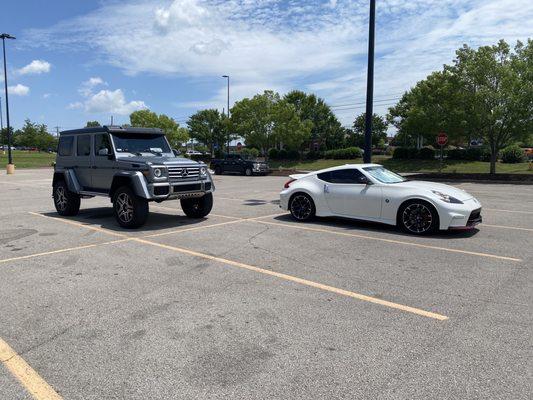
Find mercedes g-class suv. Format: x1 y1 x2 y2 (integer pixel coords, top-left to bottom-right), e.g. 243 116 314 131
52 126 214 228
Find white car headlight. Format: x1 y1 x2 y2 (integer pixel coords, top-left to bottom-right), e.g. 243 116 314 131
432 190 463 204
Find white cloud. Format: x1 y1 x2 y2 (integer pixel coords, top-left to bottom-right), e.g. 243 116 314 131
17 60 51 75
79 76 108 96
42 93 51 99
67 101 83 110
24 0 533 125
8 84 30 96
83 89 147 115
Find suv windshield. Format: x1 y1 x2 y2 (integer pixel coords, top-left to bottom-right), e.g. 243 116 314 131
111 133 171 155
363 166 406 184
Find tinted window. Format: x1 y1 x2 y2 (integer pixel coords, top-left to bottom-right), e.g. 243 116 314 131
317 169 365 184
112 133 170 154
58 136 74 156
94 134 113 156
77 135 91 156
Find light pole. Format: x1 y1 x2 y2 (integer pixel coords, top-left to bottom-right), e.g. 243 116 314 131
1 33 15 173
363 1 375 164
222 75 230 152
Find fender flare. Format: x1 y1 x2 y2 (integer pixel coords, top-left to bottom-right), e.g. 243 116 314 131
53 169 82 194
110 171 150 199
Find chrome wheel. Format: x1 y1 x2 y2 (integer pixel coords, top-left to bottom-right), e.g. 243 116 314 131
116 192 133 223
402 203 433 233
290 194 313 221
54 186 68 211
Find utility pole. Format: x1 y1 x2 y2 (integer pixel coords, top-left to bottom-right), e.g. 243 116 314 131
363 0 375 164
110 115 114 125
1 33 16 173
54 126 60 137
222 75 230 153
0 96 3 132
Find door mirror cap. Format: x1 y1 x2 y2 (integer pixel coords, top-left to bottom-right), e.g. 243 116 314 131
358 176 372 185
98 148 109 156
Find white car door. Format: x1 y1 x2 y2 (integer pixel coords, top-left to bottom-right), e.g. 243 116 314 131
318 169 382 219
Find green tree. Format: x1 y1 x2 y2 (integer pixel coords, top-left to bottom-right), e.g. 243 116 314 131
187 109 226 156
388 39 533 173
130 110 189 149
85 121 101 127
349 113 388 148
283 90 344 149
231 91 311 156
12 120 57 150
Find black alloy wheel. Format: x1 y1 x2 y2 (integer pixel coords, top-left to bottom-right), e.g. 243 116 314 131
400 201 438 234
53 180 81 216
289 193 315 222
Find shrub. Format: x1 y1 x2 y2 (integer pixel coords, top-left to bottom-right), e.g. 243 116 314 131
324 147 362 159
393 147 415 159
305 150 321 160
286 149 300 160
268 148 279 160
480 148 492 162
501 145 525 163
418 147 435 160
277 149 288 160
447 148 466 160
241 147 260 158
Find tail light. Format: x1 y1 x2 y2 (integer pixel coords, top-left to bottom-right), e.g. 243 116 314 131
284 178 296 189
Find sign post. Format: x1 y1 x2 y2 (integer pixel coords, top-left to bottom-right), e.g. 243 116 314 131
436 132 448 173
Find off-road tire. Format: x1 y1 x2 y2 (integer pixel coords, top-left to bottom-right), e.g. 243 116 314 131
53 180 81 216
113 186 149 228
181 193 213 218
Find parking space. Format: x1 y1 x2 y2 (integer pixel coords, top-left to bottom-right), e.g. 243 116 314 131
1 169 532 399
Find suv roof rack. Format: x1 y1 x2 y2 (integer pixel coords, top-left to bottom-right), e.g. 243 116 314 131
60 126 164 135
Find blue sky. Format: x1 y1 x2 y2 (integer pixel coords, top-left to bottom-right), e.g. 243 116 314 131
1 0 532 132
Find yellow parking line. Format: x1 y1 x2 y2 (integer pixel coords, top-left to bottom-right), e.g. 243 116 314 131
144 219 245 238
485 208 533 215
0 337 62 400
482 224 533 232
0 239 132 264
28 212 128 238
134 237 448 321
252 220 522 262
28 212 446 320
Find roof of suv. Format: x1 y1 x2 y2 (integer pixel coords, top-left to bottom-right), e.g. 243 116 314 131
60 126 164 136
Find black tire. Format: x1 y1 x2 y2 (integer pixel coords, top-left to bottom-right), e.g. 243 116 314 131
214 166 222 175
113 186 149 228
289 193 315 222
53 180 81 216
398 200 439 235
244 167 252 176
181 192 213 218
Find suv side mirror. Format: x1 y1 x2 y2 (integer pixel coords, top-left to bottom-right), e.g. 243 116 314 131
172 149 180 157
98 148 109 156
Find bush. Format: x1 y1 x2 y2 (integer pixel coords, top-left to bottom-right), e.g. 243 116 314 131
393 147 417 159
286 149 300 160
447 148 466 160
480 148 492 162
324 147 362 159
501 145 525 163
241 147 260 158
305 150 321 160
268 148 279 160
418 147 435 160
277 149 288 160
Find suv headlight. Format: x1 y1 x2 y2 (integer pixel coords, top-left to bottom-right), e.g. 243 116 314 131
150 166 168 180
253 163 259 168
153 168 163 178
432 190 463 204
200 166 207 176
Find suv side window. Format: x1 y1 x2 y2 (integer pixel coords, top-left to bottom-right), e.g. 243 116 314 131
77 135 91 156
317 169 365 184
94 134 113 156
58 136 74 156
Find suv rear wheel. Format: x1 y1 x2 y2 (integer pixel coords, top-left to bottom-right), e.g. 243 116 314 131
53 180 81 216
113 186 149 228
181 192 213 218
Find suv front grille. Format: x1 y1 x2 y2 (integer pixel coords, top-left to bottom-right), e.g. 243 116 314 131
167 166 200 180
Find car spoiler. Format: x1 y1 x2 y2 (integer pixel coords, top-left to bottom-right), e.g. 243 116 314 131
288 173 308 180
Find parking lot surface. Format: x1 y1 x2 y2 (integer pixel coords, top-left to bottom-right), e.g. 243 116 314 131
1 169 532 399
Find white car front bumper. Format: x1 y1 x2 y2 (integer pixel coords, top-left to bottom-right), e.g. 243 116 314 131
438 197 482 230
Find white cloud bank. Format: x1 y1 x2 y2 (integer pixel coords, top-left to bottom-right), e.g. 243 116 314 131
8 84 30 96
24 0 533 124
17 60 51 75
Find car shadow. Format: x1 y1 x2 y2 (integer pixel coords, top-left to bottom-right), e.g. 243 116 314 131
41 207 208 234
271 214 480 239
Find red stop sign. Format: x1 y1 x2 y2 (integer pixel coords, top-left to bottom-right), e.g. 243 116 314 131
437 132 448 146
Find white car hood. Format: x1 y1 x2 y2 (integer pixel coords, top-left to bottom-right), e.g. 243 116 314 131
396 180 473 201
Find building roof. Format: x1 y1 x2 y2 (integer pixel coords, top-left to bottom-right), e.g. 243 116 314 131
60 126 164 136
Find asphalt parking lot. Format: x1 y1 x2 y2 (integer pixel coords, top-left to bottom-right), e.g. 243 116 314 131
1 169 532 399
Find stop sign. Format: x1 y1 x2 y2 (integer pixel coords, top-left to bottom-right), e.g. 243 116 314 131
437 132 448 146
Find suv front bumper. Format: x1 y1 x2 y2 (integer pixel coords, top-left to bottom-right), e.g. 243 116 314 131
149 178 214 200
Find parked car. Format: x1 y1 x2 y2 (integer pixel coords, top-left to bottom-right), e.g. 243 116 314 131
52 126 215 228
210 154 269 176
279 164 482 235
185 149 204 156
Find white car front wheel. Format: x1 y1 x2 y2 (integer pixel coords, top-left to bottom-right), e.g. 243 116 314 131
398 200 439 235
289 193 315 222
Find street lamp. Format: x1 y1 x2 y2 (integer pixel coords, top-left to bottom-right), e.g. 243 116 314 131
363 1 375 164
222 75 230 152
1 33 16 174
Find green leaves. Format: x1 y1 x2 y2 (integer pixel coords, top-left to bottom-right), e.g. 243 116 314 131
187 109 228 156
129 110 188 148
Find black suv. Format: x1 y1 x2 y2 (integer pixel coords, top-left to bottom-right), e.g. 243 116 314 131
52 126 214 228
210 154 269 176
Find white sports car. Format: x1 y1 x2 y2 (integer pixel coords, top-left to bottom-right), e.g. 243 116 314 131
279 164 482 235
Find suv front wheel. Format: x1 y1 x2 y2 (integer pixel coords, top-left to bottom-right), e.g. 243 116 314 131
181 192 213 218
53 180 81 216
113 186 149 228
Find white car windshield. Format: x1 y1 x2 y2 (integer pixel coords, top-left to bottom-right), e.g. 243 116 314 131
363 166 406 184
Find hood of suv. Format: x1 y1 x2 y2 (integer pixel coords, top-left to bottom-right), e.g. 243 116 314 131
116 155 202 166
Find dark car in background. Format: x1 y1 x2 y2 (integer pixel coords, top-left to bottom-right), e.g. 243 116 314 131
210 154 269 176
